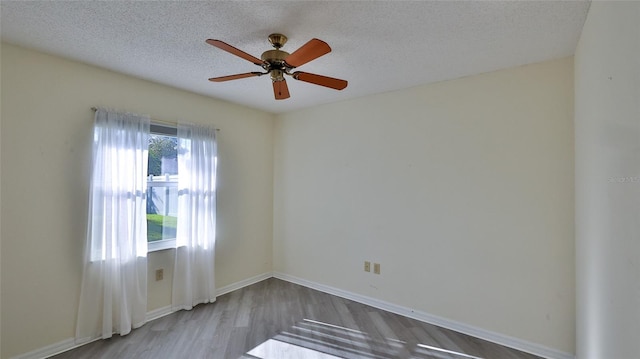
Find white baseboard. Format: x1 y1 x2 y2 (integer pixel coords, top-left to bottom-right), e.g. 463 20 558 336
146 305 174 322
11 271 573 359
272 272 574 359
10 272 273 359
10 338 83 359
216 271 273 296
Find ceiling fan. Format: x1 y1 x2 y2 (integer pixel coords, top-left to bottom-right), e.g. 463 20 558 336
206 33 348 100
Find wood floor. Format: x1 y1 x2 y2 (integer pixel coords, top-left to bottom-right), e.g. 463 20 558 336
50 278 542 359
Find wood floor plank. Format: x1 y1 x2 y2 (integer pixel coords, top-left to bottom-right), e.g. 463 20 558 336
49 278 543 359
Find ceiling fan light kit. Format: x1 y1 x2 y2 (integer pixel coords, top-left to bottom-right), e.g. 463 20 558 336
207 33 348 100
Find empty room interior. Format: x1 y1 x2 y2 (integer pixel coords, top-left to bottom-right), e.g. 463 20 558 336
1 1 639 359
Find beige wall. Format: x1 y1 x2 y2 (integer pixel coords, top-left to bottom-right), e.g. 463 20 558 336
575 2 640 358
0 40 3 359
0 43 274 358
274 58 575 354
1 42 577 358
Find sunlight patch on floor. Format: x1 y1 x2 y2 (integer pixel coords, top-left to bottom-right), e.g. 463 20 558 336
417 343 484 359
248 318 486 359
247 339 345 359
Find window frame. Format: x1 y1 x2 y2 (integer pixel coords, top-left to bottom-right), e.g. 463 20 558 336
147 123 178 253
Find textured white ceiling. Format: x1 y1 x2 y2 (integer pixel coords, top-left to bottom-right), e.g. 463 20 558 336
1 1 589 114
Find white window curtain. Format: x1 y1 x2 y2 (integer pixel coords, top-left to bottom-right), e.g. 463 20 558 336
172 122 217 310
76 109 150 344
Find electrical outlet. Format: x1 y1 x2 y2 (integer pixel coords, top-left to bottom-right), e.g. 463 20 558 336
364 261 371 272
374 263 381 275
155 269 164 281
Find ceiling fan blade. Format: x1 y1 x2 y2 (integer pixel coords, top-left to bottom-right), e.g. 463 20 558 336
273 79 290 100
209 72 263 82
284 38 331 68
292 72 348 90
206 39 265 66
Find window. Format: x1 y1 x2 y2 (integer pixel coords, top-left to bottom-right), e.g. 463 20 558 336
82 109 218 336
147 124 178 252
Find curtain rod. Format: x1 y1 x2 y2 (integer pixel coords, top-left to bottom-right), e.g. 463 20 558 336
91 107 220 131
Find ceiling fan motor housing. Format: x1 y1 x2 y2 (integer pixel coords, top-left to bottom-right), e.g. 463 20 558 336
261 49 289 64
261 49 290 82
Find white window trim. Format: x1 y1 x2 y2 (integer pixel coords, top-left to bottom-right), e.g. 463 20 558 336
148 238 176 252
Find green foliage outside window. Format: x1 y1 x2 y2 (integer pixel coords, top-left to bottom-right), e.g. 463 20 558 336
147 214 177 242
148 136 177 176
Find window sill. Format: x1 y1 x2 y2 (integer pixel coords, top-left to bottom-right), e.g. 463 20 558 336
148 238 176 253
